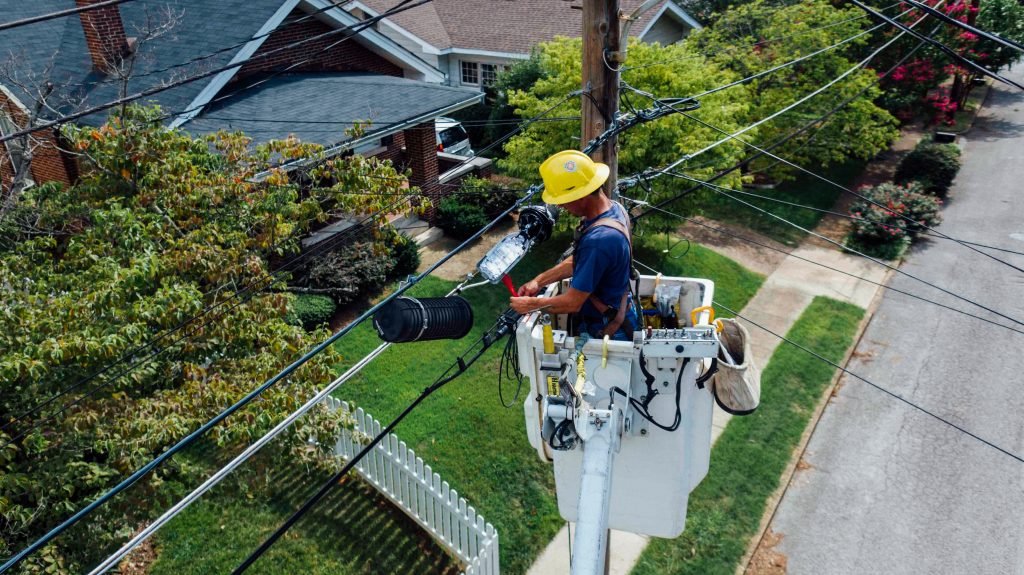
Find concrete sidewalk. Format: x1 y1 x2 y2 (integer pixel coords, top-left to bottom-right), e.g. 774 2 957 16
526 244 890 575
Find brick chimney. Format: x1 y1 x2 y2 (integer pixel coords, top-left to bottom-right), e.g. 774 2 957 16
76 0 131 73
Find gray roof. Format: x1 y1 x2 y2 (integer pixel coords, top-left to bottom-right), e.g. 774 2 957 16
0 0 283 125
185 73 481 146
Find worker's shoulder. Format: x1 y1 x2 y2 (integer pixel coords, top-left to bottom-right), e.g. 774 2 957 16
579 223 629 247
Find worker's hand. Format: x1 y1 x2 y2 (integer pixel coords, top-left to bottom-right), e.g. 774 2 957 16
509 296 536 315
518 279 541 297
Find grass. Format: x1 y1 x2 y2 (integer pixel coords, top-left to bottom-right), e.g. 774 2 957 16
329 231 765 575
631 296 865 575
149 467 458 575
677 161 864 246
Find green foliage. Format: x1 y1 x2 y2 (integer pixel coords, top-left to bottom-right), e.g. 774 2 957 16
633 297 864 574
457 175 520 217
0 105 414 570
333 234 764 574
846 181 942 259
894 139 962 196
976 0 1024 71
388 233 421 280
693 0 899 182
499 37 750 231
287 294 337 330
297 240 395 306
436 196 491 240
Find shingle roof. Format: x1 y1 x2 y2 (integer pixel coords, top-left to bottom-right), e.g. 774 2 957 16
356 0 686 54
0 0 284 125
185 73 481 146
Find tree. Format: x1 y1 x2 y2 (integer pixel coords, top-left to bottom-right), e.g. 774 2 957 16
692 0 900 182
499 36 751 230
0 105 414 572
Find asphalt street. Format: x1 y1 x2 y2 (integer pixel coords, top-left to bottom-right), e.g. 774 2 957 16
768 68 1024 574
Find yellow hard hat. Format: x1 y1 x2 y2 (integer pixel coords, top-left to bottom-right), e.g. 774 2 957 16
539 150 609 205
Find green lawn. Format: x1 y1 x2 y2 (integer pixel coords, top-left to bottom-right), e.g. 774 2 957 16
146 230 764 575
148 468 458 575
631 296 865 575
675 161 863 246
330 232 765 575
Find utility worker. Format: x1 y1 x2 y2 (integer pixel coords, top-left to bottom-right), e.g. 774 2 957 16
510 150 637 341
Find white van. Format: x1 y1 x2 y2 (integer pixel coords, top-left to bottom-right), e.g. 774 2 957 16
435 117 474 157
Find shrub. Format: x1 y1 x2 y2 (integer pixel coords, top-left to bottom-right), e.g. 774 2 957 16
894 139 961 196
287 294 337 329
846 181 942 259
300 240 395 305
436 195 491 240
457 176 520 217
388 232 421 280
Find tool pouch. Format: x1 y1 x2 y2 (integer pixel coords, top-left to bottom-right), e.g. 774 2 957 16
711 318 761 415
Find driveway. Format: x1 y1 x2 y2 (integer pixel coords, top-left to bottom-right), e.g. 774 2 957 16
764 71 1024 574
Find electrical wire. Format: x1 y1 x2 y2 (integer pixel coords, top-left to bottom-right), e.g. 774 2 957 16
0 0 431 146
665 3 935 172
0 0 138 33
674 110 1024 276
230 310 521 574
0 192 419 451
717 187 1024 257
626 197 1024 336
618 2 903 73
849 0 1024 91
663 171 1024 328
498 331 525 408
897 0 1024 53
631 256 1024 464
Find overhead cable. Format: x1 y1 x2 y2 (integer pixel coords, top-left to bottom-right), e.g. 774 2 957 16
0 0 430 147
898 0 1024 54
849 0 1024 90
663 171 1024 328
0 0 138 33
627 197 1024 336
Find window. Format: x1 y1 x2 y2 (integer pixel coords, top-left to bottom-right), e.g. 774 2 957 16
481 63 499 86
0 112 28 182
460 61 479 85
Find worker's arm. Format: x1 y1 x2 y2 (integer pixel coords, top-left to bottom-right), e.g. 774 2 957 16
517 256 574 297
510 286 589 315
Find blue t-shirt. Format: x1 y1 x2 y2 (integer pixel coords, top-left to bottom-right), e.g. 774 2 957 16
571 202 631 318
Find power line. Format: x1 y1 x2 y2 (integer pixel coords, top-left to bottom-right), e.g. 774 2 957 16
0 192 419 450
898 0 1024 54
626 197 1024 336
662 170 1024 328
718 187 1024 256
0 0 138 33
631 257 1024 464
0 0 430 147
675 111 1024 276
619 2 902 73
665 4 934 171
231 311 519 574
849 0 1024 91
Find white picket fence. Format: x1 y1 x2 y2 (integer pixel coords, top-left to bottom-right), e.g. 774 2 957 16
324 397 500 575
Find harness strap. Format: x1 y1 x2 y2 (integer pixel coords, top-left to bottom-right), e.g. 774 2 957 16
574 208 634 338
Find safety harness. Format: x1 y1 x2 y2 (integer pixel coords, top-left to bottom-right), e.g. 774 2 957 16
572 202 635 338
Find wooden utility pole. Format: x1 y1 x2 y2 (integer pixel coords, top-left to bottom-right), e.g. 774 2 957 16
581 0 621 198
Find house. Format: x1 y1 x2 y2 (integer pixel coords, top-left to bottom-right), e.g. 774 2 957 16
0 0 483 206
341 0 702 89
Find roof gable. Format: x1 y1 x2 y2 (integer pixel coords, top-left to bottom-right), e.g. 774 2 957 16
353 0 699 55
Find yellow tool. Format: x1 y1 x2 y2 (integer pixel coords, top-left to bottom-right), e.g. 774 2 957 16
602 335 610 369
542 315 555 354
690 305 715 327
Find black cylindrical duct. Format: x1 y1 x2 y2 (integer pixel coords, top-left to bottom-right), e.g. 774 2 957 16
373 296 474 343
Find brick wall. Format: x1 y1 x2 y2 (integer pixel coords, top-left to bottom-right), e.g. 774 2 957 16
239 10 403 79
371 130 406 166
76 0 130 73
403 122 440 221
0 91 74 195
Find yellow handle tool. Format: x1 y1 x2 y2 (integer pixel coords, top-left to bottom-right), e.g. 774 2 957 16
690 305 715 327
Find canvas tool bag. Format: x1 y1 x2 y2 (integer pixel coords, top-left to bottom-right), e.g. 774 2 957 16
711 318 761 415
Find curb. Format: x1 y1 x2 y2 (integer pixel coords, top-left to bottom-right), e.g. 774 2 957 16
736 265 895 575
